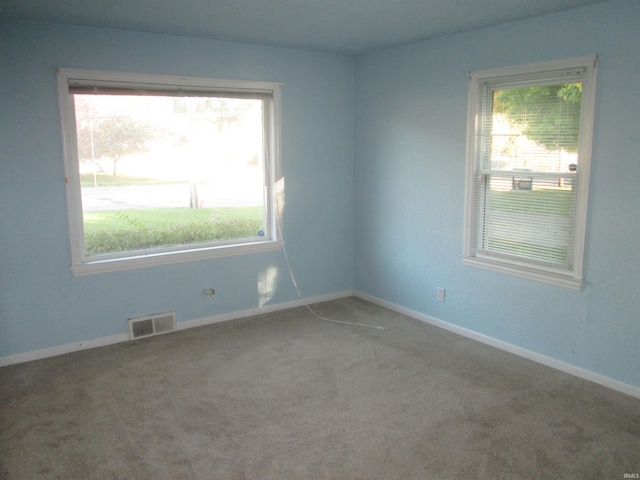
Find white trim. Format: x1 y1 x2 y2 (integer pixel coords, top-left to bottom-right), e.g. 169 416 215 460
0 290 353 368
178 290 354 330
60 68 283 94
72 240 283 276
354 291 640 401
462 255 583 290
5 289 638 401
0 333 131 368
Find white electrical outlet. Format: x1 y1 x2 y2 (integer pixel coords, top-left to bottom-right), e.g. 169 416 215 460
437 287 445 302
203 287 216 298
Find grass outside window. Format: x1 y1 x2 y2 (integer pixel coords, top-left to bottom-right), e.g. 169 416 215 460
84 206 263 255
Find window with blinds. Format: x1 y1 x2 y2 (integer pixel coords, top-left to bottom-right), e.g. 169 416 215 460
463 57 598 289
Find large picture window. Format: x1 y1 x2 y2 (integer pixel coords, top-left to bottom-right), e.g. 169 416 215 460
463 57 598 289
58 69 281 275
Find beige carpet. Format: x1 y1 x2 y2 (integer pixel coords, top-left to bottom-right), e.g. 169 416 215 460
1 296 639 479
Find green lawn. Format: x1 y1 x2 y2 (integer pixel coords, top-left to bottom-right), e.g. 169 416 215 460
84 206 264 255
488 188 574 215
84 206 262 231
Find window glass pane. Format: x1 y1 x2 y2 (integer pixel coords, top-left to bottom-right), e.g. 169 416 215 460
489 83 582 173
475 82 582 267
73 94 267 257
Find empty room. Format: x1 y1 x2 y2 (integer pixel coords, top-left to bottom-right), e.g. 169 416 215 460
1 0 639 478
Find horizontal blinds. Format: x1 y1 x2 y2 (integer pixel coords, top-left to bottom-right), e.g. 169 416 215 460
61 69 280 99
69 84 271 100
478 66 585 88
475 175 578 267
471 75 584 269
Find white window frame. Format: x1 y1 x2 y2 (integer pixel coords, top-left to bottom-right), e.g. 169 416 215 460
57 68 282 276
462 56 598 289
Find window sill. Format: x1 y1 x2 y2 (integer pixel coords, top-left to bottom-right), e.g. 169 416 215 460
71 240 282 276
462 255 583 290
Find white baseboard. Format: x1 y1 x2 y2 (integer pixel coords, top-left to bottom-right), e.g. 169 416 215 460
354 291 640 400
178 290 355 330
7 288 637 401
0 333 131 368
0 290 354 368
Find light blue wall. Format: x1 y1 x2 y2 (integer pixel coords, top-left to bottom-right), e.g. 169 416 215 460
2 1 640 392
0 21 354 357
354 0 640 389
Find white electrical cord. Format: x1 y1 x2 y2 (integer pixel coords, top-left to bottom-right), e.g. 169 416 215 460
263 94 386 331
279 239 387 331
274 196 386 331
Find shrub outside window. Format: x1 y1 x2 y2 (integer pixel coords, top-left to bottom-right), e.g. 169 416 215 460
462 56 598 289
58 69 282 275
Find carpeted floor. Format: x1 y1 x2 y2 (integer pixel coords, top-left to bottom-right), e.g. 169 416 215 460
1 296 639 479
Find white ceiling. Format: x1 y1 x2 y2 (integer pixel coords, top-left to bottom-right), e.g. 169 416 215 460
0 0 610 56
